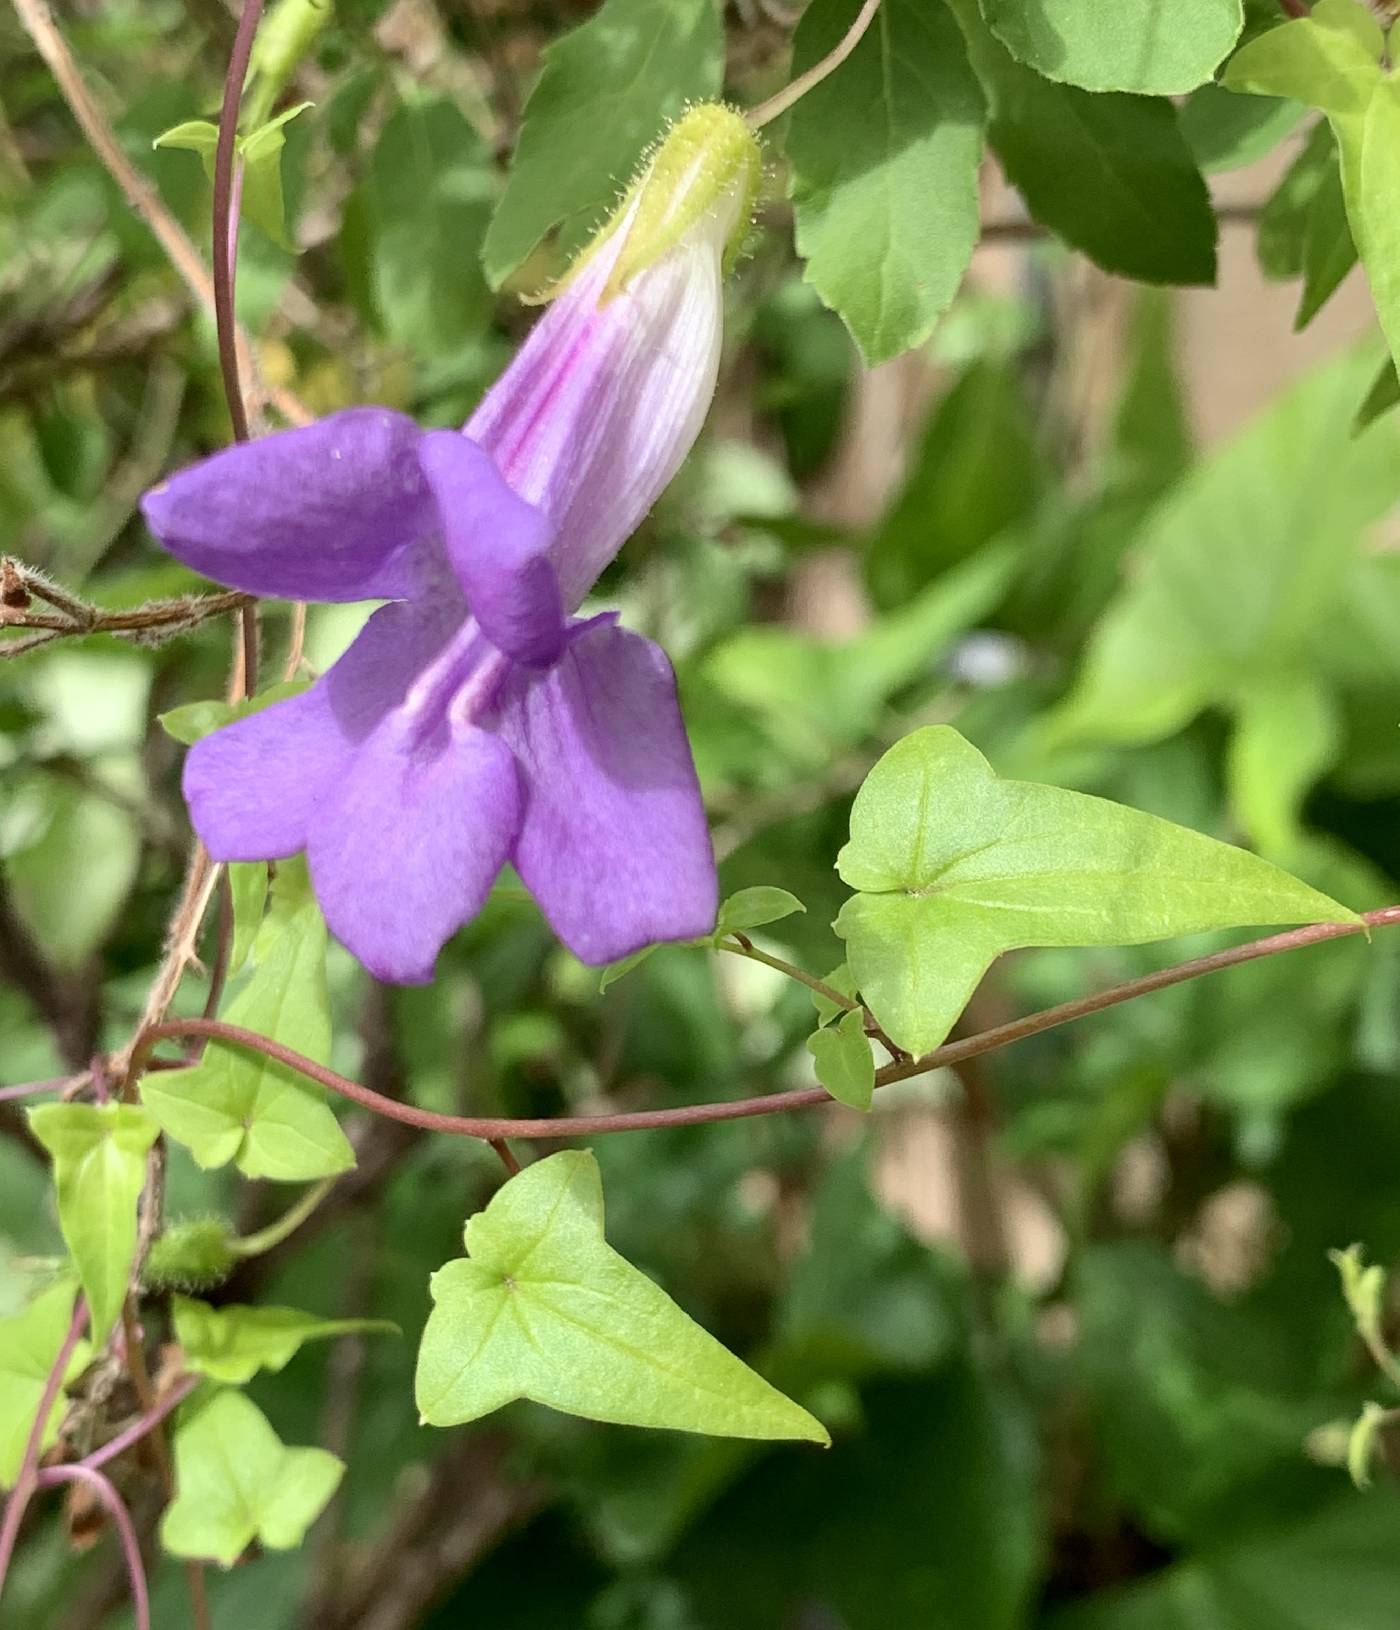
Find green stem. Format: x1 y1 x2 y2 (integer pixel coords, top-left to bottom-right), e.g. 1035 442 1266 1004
230 1175 336 1258
718 935 859 1013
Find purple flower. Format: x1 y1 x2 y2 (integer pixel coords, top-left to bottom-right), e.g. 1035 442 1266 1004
142 108 761 982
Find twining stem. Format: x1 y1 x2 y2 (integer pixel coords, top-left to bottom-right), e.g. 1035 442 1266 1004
212 0 265 443
31 1466 150 1630
77 1375 200 1475
135 906 1400 1140
0 1298 88 1591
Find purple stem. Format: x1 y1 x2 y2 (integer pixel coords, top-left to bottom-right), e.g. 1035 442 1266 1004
35 1466 150 1630
0 1298 89 1597
0 1078 71 1104
79 1374 199 1475
211 0 265 443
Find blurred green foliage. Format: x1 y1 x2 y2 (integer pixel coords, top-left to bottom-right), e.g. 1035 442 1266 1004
5 0 1400 1627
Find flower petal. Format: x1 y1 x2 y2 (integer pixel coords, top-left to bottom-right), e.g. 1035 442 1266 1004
417 430 563 667
494 618 717 963
142 408 441 602
307 713 520 984
466 213 725 609
185 597 464 861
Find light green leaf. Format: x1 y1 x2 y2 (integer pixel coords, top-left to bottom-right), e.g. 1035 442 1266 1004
161 1389 343 1566
835 727 1357 1056
416 1151 829 1443
1222 0 1384 115
983 0 1243 94
807 1009 875 1111
141 859 354 1181
0 1282 91 1489
481 0 722 288
227 861 269 976
811 963 860 1027
713 888 805 939
158 679 309 746
1053 350 1400 745
787 0 985 364
952 0 1216 285
237 101 313 250
1226 674 1339 855
172 1295 398 1385
28 1104 159 1345
153 119 219 174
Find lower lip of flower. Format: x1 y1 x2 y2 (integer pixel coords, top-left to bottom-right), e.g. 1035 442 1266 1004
400 620 514 749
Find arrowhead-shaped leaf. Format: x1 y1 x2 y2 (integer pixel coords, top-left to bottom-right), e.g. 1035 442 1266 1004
713 888 805 939
173 1296 399 1385
417 1151 829 1444
141 859 354 1181
28 1104 159 1345
0 1282 91 1489
835 727 1358 1056
161 1388 343 1566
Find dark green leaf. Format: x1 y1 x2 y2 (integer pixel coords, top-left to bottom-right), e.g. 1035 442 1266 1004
481 0 722 288
787 0 985 364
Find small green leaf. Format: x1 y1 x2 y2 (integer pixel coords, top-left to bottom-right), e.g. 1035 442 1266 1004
482 0 723 287
0 1283 92 1489
811 963 860 1027
237 102 313 249
1331 1244 1388 1353
982 0 1243 95
173 1296 399 1385
153 119 220 178
158 679 309 746
417 1151 829 1443
161 1389 343 1566
787 0 986 364
142 859 354 1181
952 0 1216 285
1348 1402 1388 1490
713 888 805 940
1222 0 1384 115
28 1104 159 1345
836 727 1358 1056
807 1010 875 1111
599 944 663 992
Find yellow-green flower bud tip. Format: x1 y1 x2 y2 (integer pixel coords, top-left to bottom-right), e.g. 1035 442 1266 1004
547 105 761 304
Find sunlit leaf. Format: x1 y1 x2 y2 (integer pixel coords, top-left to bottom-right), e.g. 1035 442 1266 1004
417 1151 829 1443
836 727 1357 1055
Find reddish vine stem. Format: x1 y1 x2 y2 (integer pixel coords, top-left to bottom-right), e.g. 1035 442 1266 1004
135 907 1400 1140
211 0 264 443
33 1466 150 1630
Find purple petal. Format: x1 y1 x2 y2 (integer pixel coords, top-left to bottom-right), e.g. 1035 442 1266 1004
466 204 725 609
493 619 717 963
142 408 440 602
186 597 463 861
307 712 520 983
417 430 563 667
